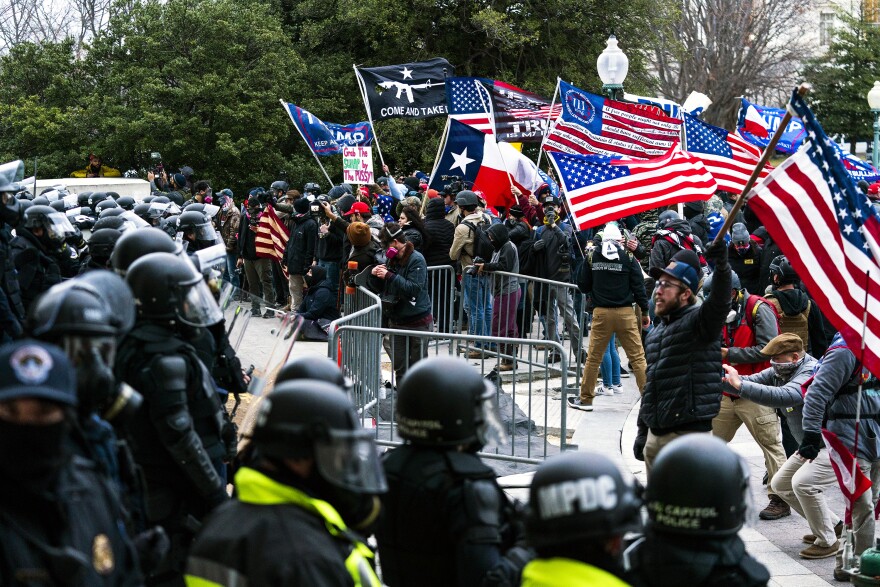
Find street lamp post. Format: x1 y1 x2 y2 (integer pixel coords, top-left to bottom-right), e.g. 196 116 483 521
868 81 880 170
597 35 628 101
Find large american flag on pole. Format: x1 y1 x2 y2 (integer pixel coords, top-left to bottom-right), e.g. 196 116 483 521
748 88 880 378
547 148 716 230
544 80 682 159
446 77 495 134
683 112 772 194
255 204 290 278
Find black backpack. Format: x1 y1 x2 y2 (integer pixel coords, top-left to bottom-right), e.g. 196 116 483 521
463 220 494 261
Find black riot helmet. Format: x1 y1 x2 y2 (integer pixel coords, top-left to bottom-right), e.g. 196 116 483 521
769 255 799 286
111 227 180 276
99 207 126 219
396 356 507 448
454 190 479 209
270 180 289 195
28 281 117 338
23 205 77 243
77 192 92 207
50 200 66 212
276 355 348 389
92 216 125 232
126 252 222 326
0 160 24 227
116 196 136 211
151 195 170 205
77 270 136 335
176 209 219 250
526 452 642 551
251 380 387 495
87 228 123 265
133 203 152 221
645 434 751 537
31 196 50 206
95 199 119 213
88 191 110 211
303 182 321 196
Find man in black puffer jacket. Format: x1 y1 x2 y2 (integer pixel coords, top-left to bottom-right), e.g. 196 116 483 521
423 198 456 332
639 238 731 474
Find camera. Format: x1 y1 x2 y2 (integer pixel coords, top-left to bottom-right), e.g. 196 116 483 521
441 175 466 197
466 256 485 276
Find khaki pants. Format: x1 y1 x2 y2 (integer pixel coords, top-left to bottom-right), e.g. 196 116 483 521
644 429 712 476
771 451 840 547
852 458 880 555
243 258 275 308
712 395 786 495
288 274 306 311
580 306 647 400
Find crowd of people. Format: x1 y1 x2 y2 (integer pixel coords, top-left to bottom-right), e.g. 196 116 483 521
0 153 878 586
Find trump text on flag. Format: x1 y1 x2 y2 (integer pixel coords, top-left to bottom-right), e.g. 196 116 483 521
342 147 374 184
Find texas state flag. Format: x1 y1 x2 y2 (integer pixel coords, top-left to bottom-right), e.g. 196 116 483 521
429 119 544 208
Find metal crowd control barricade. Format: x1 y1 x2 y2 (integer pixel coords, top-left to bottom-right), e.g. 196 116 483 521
426 264 457 336
329 286 383 426
331 325 569 464
456 267 587 399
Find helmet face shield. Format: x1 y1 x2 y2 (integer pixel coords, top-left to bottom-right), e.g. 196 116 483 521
45 212 77 241
191 221 220 244
314 428 388 494
119 210 149 232
176 277 223 327
477 382 509 448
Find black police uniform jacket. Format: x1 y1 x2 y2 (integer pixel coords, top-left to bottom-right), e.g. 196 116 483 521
9 229 63 313
639 263 731 434
0 456 142 586
376 445 527 587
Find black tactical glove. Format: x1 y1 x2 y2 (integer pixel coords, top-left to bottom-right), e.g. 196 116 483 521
798 430 823 461
703 237 728 265
532 238 546 251
633 415 648 461
133 526 170 574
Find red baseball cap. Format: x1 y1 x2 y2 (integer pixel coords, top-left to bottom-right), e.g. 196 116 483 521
344 201 371 217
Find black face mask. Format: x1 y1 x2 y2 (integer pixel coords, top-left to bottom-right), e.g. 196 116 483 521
74 346 117 417
0 418 70 495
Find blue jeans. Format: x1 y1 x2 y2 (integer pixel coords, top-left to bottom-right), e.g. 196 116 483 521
224 252 240 288
462 273 492 342
600 333 621 387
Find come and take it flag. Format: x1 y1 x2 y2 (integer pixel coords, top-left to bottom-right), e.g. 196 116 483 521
547 148 716 230
822 429 873 525
748 88 880 379
544 80 682 159
428 119 553 208
683 113 772 194
355 58 452 121
255 205 290 278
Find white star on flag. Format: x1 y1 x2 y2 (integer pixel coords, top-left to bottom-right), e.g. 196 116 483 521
401 67 413 79
449 148 475 174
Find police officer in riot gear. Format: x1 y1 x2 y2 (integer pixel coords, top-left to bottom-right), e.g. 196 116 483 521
111 227 181 277
276 354 349 388
626 434 770 587
524 452 642 586
185 380 386 587
375 355 533 586
115 252 231 586
176 209 221 252
0 339 143 586
11 204 80 311
80 227 122 273
0 160 26 340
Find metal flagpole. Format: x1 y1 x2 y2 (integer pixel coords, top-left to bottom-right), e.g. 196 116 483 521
532 78 561 187
279 100 335 187
475 80 515 191
353 65 386 171
711 82 811 246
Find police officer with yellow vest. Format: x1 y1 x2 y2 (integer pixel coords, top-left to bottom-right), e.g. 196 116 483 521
184 379 386 587
522 452 642 587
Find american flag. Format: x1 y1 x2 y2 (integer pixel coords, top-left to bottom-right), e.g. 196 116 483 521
748 89 880 379
544 81 682 160
683 113 772 194
446 77 495 134
547 148 716 230
255 204 290 278
822 429 873 525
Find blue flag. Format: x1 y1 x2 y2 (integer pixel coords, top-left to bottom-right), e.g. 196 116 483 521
325 122 373 147
737 98 806 154
281 101 342 156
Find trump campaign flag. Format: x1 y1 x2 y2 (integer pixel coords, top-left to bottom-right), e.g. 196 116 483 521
544 80 682 159
355 58 452 121
547 148 716 230
281 101 342 156
737 98 805 154
325 122 373 147
428 119 552 208
748 89 880 378
683 113 771 194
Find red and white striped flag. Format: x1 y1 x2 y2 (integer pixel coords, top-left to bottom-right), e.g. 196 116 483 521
822 429 873 524
547 147 717 230
683 113 772 194
748 90 880 379
543 80 682 160
255 204 290 277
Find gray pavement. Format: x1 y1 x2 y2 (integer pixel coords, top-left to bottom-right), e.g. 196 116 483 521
232 309 852 585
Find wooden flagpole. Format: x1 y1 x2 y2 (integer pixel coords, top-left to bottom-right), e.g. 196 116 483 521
711 83 811 245
353 65 387 172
